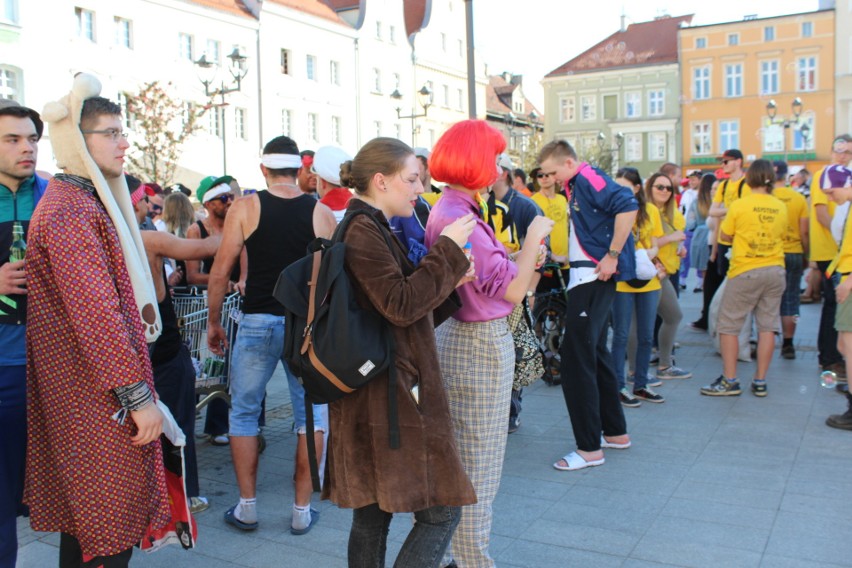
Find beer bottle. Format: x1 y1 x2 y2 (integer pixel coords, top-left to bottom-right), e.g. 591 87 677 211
10 221 26 262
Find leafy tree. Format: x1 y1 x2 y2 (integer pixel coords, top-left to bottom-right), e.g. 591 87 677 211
123 81 207 186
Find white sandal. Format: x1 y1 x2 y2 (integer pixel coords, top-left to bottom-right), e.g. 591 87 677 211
600 435 631 450
553 451 605 471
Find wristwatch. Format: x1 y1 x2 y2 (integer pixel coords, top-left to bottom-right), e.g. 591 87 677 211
607 249 620 258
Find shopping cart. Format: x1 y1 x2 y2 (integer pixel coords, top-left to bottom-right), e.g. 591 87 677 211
172 288 242 412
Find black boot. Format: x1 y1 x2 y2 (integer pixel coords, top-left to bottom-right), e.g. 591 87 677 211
826 393 852 431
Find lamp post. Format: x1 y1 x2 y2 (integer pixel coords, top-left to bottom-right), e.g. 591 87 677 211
195 48 249 175
597 131 624 174
765 97 805 165
506 110 541 169
390 85 433 145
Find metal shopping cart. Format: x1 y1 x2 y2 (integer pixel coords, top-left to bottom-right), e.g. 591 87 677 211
172 287 242 412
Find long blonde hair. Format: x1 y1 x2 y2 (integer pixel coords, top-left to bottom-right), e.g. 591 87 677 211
162 192 195 238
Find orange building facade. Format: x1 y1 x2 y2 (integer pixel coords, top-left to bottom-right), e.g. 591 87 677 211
679 10 835 171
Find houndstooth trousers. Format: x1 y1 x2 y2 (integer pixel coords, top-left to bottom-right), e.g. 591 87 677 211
436 317 514 568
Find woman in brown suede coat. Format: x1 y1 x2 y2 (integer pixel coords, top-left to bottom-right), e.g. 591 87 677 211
323 137 478 568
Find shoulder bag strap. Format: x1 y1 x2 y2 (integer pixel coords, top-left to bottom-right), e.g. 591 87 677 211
300 249 322 355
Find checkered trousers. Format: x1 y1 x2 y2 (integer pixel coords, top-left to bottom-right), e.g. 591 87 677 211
436 317 514 568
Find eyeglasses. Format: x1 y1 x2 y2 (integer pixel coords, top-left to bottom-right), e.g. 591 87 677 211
721 159 730 165
653 184 674 192
80 128 128 142
213 193 235 204
537 171 556 179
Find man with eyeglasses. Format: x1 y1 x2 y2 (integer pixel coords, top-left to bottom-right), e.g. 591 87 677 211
709 149 751 277
809 135 852 381
0 98 47 568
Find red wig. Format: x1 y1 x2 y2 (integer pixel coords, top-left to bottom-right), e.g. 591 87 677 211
430 120 506 190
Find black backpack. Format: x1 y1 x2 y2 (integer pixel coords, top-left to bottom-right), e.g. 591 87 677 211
273 209 400 490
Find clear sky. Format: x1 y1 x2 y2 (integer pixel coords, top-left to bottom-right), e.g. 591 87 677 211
472 0 824 110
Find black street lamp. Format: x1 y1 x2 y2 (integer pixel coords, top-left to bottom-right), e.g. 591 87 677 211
390 85 433 143
506 110 541 167
195 48 249 175
597 131 624 174
766 97 806 164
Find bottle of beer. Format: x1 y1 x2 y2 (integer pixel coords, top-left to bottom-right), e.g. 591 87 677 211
10 221 26 262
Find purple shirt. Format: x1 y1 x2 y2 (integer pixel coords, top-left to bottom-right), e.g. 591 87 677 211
425 188 518 322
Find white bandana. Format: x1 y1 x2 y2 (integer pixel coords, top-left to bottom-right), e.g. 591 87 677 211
261 153 302 169
202 183 232 203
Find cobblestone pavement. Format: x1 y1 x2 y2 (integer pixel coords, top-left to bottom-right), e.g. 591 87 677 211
17 274 852 567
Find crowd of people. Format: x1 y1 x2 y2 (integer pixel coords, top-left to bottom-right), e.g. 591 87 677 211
2 71 852 568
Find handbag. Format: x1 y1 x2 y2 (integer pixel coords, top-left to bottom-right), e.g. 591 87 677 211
508 298 545 390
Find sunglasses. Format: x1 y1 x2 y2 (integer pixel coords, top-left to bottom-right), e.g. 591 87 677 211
653 184 674 192
213 193 235 204
537 171 556 179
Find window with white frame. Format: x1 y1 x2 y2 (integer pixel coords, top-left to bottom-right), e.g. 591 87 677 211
373 121 381 138
559 97 575 122
114 17 132 49
764 26 775 42
394 123 402 140
625 92 640 118
648 90 664 116
372 68 381 93
797 56 817 91
1 0 18 24
375 21 382 40
178 33 193 61
792 114 815 151
763 121 784 152
719 120 739 151
728 33 739 46
392 73 400 91
330 60 340 85
331 116 341 144
649 133 667 161
580 95 596 121
692 122 712 155
0 67 20 101
724 63 743 97
208 108 221 138
281 109 292 136
693 66 710 100
116 92 135 130
306 55 317 81
76 7 95 41
760 60 779 95
180 101 193 128
280 49 290 75
389 25 396 44
624 134 642 161
206 39 220 64
695 37 706 49
308 113 318 142
802 21 813 38
441 33 447 52
442 84 449 107
235 108 247 140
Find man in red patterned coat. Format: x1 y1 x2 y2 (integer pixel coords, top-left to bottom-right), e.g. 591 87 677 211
25 75 169 567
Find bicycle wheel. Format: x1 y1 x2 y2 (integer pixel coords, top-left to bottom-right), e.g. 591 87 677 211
531 295 567 385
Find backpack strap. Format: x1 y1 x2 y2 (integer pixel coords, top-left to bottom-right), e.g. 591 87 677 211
300 250 322 355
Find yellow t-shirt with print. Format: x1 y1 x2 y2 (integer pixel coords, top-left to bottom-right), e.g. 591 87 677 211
832 204 852 282
477 193 519 254
772 186 808 254
809 167 839 262
721 193 787 279
657 208 686 275
713 176 751 245
532 192 568 268
617 203 663 293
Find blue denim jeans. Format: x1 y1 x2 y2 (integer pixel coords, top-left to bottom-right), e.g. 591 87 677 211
611 290 661 390
229 313 326 437
349 503 460 568
0 365 25 568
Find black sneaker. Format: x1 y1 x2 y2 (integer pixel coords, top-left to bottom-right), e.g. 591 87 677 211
781 344 796 360
751 380 768 397
619 387 641 408
826 409 852 431
633 387 665 403
700 376 742 396
690 320 708 331
508 416 521 434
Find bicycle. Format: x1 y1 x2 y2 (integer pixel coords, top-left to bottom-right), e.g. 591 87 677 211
530 262 569 386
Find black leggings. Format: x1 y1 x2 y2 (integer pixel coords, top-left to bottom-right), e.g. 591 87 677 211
59 533 132 568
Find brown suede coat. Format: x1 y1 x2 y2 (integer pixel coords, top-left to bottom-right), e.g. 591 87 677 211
323 199 477 512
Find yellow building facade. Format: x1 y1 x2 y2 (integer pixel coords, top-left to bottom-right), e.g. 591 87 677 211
679 10 835 171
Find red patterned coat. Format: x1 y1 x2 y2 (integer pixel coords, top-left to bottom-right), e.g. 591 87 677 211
24 178 170 556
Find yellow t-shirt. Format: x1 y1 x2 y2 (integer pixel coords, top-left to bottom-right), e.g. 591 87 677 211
713 177 752 245
772 186 808 254
421 192 442 207
657 209 686 275
617 204 663 293
832 205 852 281
720 193 787 279
532 192 568 268
809 167 839 262
477 193 519 254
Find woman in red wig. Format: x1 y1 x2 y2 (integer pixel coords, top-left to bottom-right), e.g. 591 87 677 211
424 120 553 567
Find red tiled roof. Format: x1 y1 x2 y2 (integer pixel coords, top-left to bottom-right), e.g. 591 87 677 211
546 14 693 77
486 75 542 119
404 0 427 37
188 0 255 18
266 0 348 24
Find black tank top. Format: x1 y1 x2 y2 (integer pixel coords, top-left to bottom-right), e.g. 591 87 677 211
243 191 316 315
151 269 182 366
197 220 240 282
